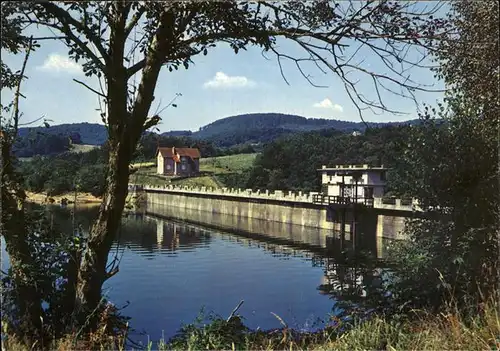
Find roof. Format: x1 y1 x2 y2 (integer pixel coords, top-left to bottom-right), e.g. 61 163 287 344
317 164 387 172
156 147 201 159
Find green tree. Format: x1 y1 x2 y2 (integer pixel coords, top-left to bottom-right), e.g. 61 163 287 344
246 126 411 192
0 2 43 341
389 0 499 312
8 0 451 330
77 164 107 197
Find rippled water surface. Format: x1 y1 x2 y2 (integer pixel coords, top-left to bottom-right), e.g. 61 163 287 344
1 205 396 345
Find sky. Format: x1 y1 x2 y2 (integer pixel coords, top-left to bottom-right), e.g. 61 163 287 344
1 5 446 134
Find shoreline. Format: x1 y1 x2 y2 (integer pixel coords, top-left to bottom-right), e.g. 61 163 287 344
25 191 102 205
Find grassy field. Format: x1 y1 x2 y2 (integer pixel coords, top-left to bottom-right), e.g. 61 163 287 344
70 144 99 153
200 153 258 174
18 157 33 162
17 144 98 162
130 153 258 188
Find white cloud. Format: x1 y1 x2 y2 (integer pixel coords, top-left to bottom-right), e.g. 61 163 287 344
203 71 256 89
313 98 343 112
37 54 82 74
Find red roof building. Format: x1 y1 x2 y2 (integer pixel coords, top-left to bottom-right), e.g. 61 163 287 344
156 146 201 176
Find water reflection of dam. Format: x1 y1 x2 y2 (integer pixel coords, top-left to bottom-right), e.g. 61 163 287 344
146 202 332 248
122 212 388 302
33 205 393 307
146 204 404 258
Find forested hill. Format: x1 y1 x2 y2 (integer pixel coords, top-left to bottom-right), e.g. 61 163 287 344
16 113 421 155
18 122 108 145
197 113 394 137
167 113 421 147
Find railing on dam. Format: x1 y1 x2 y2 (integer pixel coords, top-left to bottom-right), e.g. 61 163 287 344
311 194 375 208
129 184 423 213
130 184 315 203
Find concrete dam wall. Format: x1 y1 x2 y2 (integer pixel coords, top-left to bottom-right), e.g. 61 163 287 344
145 188 334 229
137 185 407 240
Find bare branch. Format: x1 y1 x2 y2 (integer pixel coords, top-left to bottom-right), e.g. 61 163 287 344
39 2 109 65
18 115 46 127
28 16 106 73
12 37 34 138
126 58 145 78
31 36 67 41
155 93 182 116
124 5 146 39
73 79 107 99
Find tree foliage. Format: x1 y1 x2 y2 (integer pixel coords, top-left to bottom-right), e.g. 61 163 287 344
13 131 72 157
246 126 411 192
0 3 45 341
386 0 499 313
19 147 108 196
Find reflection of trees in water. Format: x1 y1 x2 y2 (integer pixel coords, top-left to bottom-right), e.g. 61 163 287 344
119 214 388 304
117 214 211 254
317 259 383 301
317 236 386 305
43 204 99 236
50 206 388 304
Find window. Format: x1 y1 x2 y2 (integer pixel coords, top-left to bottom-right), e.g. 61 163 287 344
166 164 171 170
181 164 186 170
344 186 353 197
380 171 387 181
364 187 374 198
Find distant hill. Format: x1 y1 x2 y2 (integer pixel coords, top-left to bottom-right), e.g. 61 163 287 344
161 130 193 137
16 113 422 155
18 122 108 145
163 113 421 147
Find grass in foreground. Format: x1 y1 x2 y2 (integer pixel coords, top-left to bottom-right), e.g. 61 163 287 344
161 298 500 351
2 296 499 350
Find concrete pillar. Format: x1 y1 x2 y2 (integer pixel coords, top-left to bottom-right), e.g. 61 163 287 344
395 199 401 208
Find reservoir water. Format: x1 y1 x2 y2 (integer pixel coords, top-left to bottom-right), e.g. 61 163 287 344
1 205 397 346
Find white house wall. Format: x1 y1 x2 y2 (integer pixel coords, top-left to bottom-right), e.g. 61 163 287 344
321 170 386 197
157 154 164 175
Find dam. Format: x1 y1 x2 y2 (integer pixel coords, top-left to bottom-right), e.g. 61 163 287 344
130 183 416 243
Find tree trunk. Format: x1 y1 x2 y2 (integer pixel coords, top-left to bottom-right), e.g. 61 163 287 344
73 140 132 326
72 3 173 328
